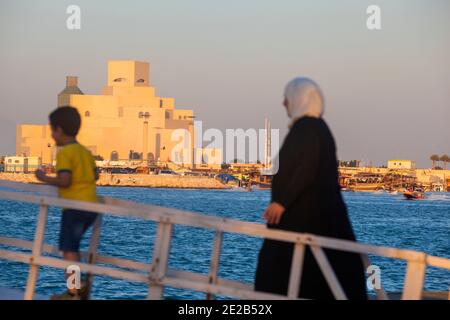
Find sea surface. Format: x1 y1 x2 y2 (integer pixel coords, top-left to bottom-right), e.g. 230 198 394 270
0 187 449 299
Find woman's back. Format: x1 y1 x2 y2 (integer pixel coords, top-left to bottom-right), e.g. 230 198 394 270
271 117 355 241
255 78 367 299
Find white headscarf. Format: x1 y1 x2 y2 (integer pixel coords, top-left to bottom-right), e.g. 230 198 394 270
284 77 324 127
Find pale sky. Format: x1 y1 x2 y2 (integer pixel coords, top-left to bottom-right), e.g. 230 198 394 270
1 0 449 167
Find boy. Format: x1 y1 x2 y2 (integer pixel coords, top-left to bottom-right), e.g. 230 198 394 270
35 106 99 300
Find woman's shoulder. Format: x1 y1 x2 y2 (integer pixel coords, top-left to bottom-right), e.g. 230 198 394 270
292 116 325 133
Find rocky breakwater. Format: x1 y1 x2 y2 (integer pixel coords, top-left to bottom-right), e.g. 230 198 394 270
0 173 229 189
98 174 229 189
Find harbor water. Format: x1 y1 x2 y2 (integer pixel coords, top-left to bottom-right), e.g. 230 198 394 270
0 187 449 299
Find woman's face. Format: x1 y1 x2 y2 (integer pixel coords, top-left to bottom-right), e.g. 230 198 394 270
283 97 289 114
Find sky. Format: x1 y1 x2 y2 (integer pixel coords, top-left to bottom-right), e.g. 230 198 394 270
0 0 449 167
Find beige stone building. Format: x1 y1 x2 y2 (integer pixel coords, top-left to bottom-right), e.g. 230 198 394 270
387 159 416 170
4 156 41 173
17 60 197 166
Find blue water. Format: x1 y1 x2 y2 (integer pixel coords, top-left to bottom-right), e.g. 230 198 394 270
0 188 449 299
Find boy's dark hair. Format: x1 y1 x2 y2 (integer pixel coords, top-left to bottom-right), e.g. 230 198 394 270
49 106 81 137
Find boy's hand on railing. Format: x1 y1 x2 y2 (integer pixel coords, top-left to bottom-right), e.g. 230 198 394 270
35 169 47 182
263 202 285 225
35 169 72 188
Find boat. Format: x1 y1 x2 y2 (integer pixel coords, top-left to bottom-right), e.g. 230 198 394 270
403 191 425 200
344 173 385 192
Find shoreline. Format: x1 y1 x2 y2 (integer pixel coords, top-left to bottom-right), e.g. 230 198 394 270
0 173 230 190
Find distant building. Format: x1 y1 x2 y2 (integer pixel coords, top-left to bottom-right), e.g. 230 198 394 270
16 60 195 166
4 156 41 173
194 148 222 170
387 159 416 170
228 162 264 173
338 160 361 168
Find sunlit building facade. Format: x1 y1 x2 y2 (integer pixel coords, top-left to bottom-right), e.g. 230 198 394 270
16 60 196 166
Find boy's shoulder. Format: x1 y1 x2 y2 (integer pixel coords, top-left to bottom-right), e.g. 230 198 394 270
59 143 93 158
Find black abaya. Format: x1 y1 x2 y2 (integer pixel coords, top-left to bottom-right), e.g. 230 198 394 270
254 116 367 300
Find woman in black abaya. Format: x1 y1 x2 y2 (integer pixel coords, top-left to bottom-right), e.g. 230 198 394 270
254 78 367 300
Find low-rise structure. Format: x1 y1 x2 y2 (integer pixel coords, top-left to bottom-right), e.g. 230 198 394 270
4 156 41 173
387 159 416 170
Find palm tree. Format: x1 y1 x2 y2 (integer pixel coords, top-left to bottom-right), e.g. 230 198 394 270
430 154 440 169
440 154 450 170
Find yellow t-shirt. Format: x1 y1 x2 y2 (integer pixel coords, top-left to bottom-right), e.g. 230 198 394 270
55 142 97 203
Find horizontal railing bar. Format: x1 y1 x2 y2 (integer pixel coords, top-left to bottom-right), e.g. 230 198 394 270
2 246 448 300
0 189 444 265
427 255 450 269
0 180 57 196
0 237 254 286
0 249 149 283
0 248 272 299
0 249 31 264
0 236 253 291
0 237 58 255
0 236 152 272
35 256 149 283
421 291 449 300
159 275 296 300
167 270 253 291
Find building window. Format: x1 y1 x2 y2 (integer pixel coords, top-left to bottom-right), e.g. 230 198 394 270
165 111 170 119
160 100 163 108
136 79 145 83
144 112 150 118
138 112 144 118
113 78 126 82
85 111 90 117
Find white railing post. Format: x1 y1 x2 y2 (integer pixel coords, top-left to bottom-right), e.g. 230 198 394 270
85 215 103 299
310 245 348 300
206 231 223 300
287 243 306 299
24 203 48 300
147 221 173 300
402 255 427 300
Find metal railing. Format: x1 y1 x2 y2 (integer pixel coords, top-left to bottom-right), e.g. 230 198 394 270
0 179 449 300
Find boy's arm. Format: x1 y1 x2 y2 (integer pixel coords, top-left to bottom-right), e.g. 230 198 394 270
92 157 99 181
35 169 72 188
94 167 99 181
